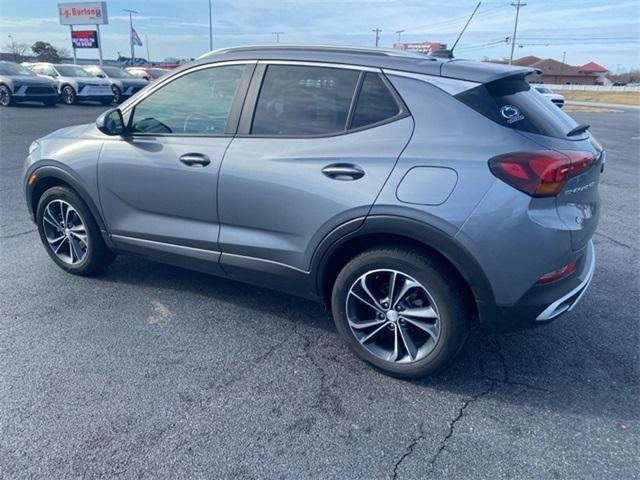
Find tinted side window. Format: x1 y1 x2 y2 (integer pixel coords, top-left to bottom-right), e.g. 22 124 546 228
350 73 401 129
130 65 244 134
251 65 359 135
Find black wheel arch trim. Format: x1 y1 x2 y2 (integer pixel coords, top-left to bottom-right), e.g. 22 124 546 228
25 163 114 249
312 214 495 307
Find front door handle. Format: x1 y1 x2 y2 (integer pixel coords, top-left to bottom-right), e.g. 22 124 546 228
321 163 365 181
179 153 211 167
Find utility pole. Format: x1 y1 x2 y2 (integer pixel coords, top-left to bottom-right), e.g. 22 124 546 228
146 35 150 64
559 50 566 76
509 0 526 64
123 9 138 62
208 0 213 51
395 30 405 45
372 28 382 47
272 31 284 43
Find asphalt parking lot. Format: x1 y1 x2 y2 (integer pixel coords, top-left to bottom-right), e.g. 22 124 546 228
1 103 638 479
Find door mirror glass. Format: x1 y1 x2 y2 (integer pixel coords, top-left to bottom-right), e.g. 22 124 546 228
96 108 125 136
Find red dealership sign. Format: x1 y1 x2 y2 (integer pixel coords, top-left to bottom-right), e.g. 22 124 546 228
71 30 99 48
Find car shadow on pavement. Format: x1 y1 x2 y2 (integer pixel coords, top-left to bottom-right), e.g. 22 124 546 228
96 254 638 423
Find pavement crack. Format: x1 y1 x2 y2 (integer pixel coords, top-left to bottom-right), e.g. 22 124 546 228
292 322 343 416
0 228 37 239
492 337 552 393
595 231 637 251
391 422 424 479
428 365 496 471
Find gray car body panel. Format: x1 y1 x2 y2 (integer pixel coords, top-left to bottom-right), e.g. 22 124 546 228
23 46 601 329
0 63 58 101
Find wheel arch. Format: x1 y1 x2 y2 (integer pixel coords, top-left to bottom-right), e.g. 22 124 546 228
26 165 113 249
314 215 495 318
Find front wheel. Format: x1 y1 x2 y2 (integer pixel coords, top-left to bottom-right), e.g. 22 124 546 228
36 186 115 275
331 247 469 379
111 85 122 103
61 85 77 105
0 84 13 106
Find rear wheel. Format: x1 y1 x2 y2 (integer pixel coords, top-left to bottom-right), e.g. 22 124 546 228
61 85 77 105
331 247 469 378
0 85 13 106
36 186 115 275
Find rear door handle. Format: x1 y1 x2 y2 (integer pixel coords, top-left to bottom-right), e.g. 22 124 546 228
322 163 365 180
179 153 211 167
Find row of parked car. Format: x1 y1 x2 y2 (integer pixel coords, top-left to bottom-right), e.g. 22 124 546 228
0 60 170 107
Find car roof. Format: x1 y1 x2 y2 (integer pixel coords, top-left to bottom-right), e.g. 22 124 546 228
193 44 535 83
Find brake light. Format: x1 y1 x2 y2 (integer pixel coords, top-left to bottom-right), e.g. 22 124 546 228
537 259 578 284
489 150 595 197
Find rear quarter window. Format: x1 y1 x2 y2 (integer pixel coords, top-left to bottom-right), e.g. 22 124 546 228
455 76 578 139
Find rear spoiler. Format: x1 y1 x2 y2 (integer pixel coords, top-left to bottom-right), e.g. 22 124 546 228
440 59 541 84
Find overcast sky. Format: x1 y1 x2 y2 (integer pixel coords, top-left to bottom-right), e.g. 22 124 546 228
1 0 638 70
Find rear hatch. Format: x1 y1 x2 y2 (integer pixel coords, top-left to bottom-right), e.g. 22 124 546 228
455 73 603 251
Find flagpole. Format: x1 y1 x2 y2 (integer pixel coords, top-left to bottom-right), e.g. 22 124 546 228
123 9 138 63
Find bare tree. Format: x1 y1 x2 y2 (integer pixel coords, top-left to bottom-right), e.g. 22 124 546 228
3 41 30 61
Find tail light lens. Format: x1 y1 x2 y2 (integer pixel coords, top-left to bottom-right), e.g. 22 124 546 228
489 150 595 197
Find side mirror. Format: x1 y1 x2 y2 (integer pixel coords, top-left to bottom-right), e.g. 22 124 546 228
96 108 125 136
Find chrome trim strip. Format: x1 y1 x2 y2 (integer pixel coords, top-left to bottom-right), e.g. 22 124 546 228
120 60 258 115
536 242 596 321
111 234 220 261
258 60 379 72
222 252 310 274
383 69 479 95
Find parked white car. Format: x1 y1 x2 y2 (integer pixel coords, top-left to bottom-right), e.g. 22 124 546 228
24 62 113 105
535 86 565 108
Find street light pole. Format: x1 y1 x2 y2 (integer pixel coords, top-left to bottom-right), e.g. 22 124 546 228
7 35 16 62
208 0 213 51
272 31 284 43
123 9 138 62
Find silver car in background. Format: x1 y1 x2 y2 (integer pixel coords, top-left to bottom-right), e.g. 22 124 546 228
83 65 149 103
0 61 58 107
535 86 565 108
25 62 113 105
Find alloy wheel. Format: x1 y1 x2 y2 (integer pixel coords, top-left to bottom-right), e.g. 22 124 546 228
62 86 75 105
0 85 11 106
41 199 89 265
346 269 441 364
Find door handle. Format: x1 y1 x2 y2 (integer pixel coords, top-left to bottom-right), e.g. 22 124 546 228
179 153 211 167
321 163 365 181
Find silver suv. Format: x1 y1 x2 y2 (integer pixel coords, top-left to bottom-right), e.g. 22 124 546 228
26 62 113 105
83 65 149 103
23 46 602 378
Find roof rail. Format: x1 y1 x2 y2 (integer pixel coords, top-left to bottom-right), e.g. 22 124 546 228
197 44 435 60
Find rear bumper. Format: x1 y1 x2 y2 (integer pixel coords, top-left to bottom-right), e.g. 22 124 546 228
479 241 595 332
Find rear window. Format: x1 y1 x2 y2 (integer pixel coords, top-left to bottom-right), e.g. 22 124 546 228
456 76 578 139
350 72 401 130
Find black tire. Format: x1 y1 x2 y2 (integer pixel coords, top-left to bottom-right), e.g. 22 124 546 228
0 84 13 106
61 85 77 105
36 186 115 276
111 85 122 103
331 247 469 379
43 99 57 107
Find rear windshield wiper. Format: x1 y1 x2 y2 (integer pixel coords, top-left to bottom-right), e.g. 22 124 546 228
567 124 590 137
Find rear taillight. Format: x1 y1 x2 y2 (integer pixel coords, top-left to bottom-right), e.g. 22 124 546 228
489 150 595 197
